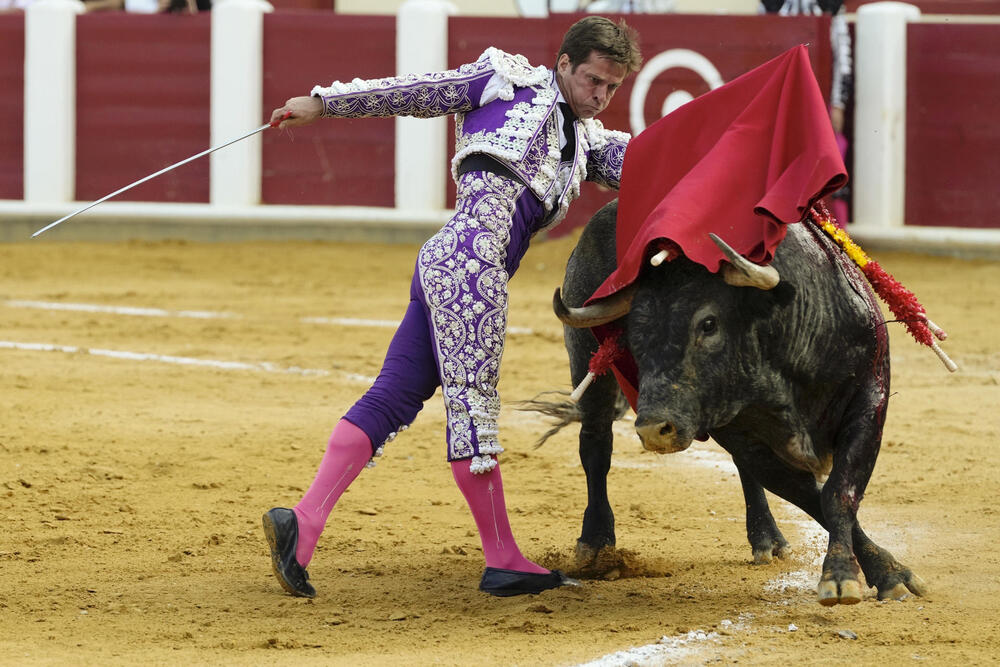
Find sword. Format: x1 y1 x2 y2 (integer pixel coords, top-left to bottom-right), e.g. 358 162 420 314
31 112 291 239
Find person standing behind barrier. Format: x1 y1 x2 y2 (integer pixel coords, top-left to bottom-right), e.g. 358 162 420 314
261 16 642 599
762 0 852 225
0 0 32 10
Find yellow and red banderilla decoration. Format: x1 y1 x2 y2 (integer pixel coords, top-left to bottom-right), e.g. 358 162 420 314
809 202 957 372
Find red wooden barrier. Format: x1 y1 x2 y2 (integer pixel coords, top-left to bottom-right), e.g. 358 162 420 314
262 12 395 207
3 10 995 235
906 23 1000 228
75 13 211 203
0 14 24 201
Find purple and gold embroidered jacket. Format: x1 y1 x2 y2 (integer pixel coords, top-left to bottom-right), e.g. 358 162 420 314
311 47 631 227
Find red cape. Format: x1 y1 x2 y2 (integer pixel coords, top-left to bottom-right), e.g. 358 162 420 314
589 44 847 303
587 45 847 410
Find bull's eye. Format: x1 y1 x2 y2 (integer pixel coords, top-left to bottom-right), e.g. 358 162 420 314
699 316 718 335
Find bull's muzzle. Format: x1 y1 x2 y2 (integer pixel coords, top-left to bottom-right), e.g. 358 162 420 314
634 416 692 454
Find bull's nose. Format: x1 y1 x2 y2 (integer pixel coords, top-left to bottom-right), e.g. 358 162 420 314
634 417 691 454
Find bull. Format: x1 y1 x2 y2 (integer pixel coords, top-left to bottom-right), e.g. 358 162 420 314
545 200 926 606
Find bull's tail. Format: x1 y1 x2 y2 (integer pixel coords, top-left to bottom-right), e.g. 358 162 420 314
513 390 631 448
513 391 581 448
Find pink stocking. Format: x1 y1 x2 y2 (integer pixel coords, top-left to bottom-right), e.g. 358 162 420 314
450 458 548 574
292 419 371 568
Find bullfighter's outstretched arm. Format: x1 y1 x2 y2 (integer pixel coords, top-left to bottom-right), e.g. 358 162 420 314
271 48 553 127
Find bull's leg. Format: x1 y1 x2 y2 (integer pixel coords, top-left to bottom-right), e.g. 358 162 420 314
719 427 926 605
812 369 895 606
718 434 854 602
718 435 824 550
852 523 928 601
725 437 869 605
815 355 928 605
566 325 621 566
735 464 791 564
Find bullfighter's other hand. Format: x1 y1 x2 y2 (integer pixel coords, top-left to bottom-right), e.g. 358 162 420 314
270 96 324 129
830 105 845 134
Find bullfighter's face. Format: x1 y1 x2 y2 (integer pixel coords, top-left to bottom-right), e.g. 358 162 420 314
556 51 627 120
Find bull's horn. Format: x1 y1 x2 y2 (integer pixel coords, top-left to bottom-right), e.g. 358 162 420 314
709 233 780 290
553 284 636 328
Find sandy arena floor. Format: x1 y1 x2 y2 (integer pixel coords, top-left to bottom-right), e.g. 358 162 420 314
1 229 998 665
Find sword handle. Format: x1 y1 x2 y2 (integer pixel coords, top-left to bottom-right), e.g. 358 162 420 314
270 110 293 128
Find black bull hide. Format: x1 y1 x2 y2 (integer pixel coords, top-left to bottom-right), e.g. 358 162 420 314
545 200 926 606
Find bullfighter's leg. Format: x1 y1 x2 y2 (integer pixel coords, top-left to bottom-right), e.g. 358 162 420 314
415 170 539 471
416 171 569 591
263 296 442 597
264 170 565 598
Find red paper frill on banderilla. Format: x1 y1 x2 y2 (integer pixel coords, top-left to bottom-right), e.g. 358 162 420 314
584 45 848 411
807 202 956 372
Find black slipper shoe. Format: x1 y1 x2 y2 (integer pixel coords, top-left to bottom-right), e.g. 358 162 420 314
479 567 579 597
262 507 316 598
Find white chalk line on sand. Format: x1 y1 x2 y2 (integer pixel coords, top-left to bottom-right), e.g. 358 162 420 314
5 300 540 336
576 628 725 667
0 340 375 385
1 298 543 381
4 299 239 320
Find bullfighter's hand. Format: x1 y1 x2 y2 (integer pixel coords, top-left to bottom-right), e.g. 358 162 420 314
270 96 324 128
830 105 845 134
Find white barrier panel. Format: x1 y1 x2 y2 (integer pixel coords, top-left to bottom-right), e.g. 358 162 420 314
23 0 84 204
395 0 455 211
852 1 921 228
210 0 274 207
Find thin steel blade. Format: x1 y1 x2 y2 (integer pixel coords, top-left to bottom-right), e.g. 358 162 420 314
31 122 274 238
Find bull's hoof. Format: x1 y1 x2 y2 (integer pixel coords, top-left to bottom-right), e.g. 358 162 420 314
752 543 792 564
876 572 928 601
575 541 600 568
817 578 863 606
747 520 791 565
573 541 629 578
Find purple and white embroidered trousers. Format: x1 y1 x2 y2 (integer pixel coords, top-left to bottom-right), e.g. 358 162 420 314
344 170 547 473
